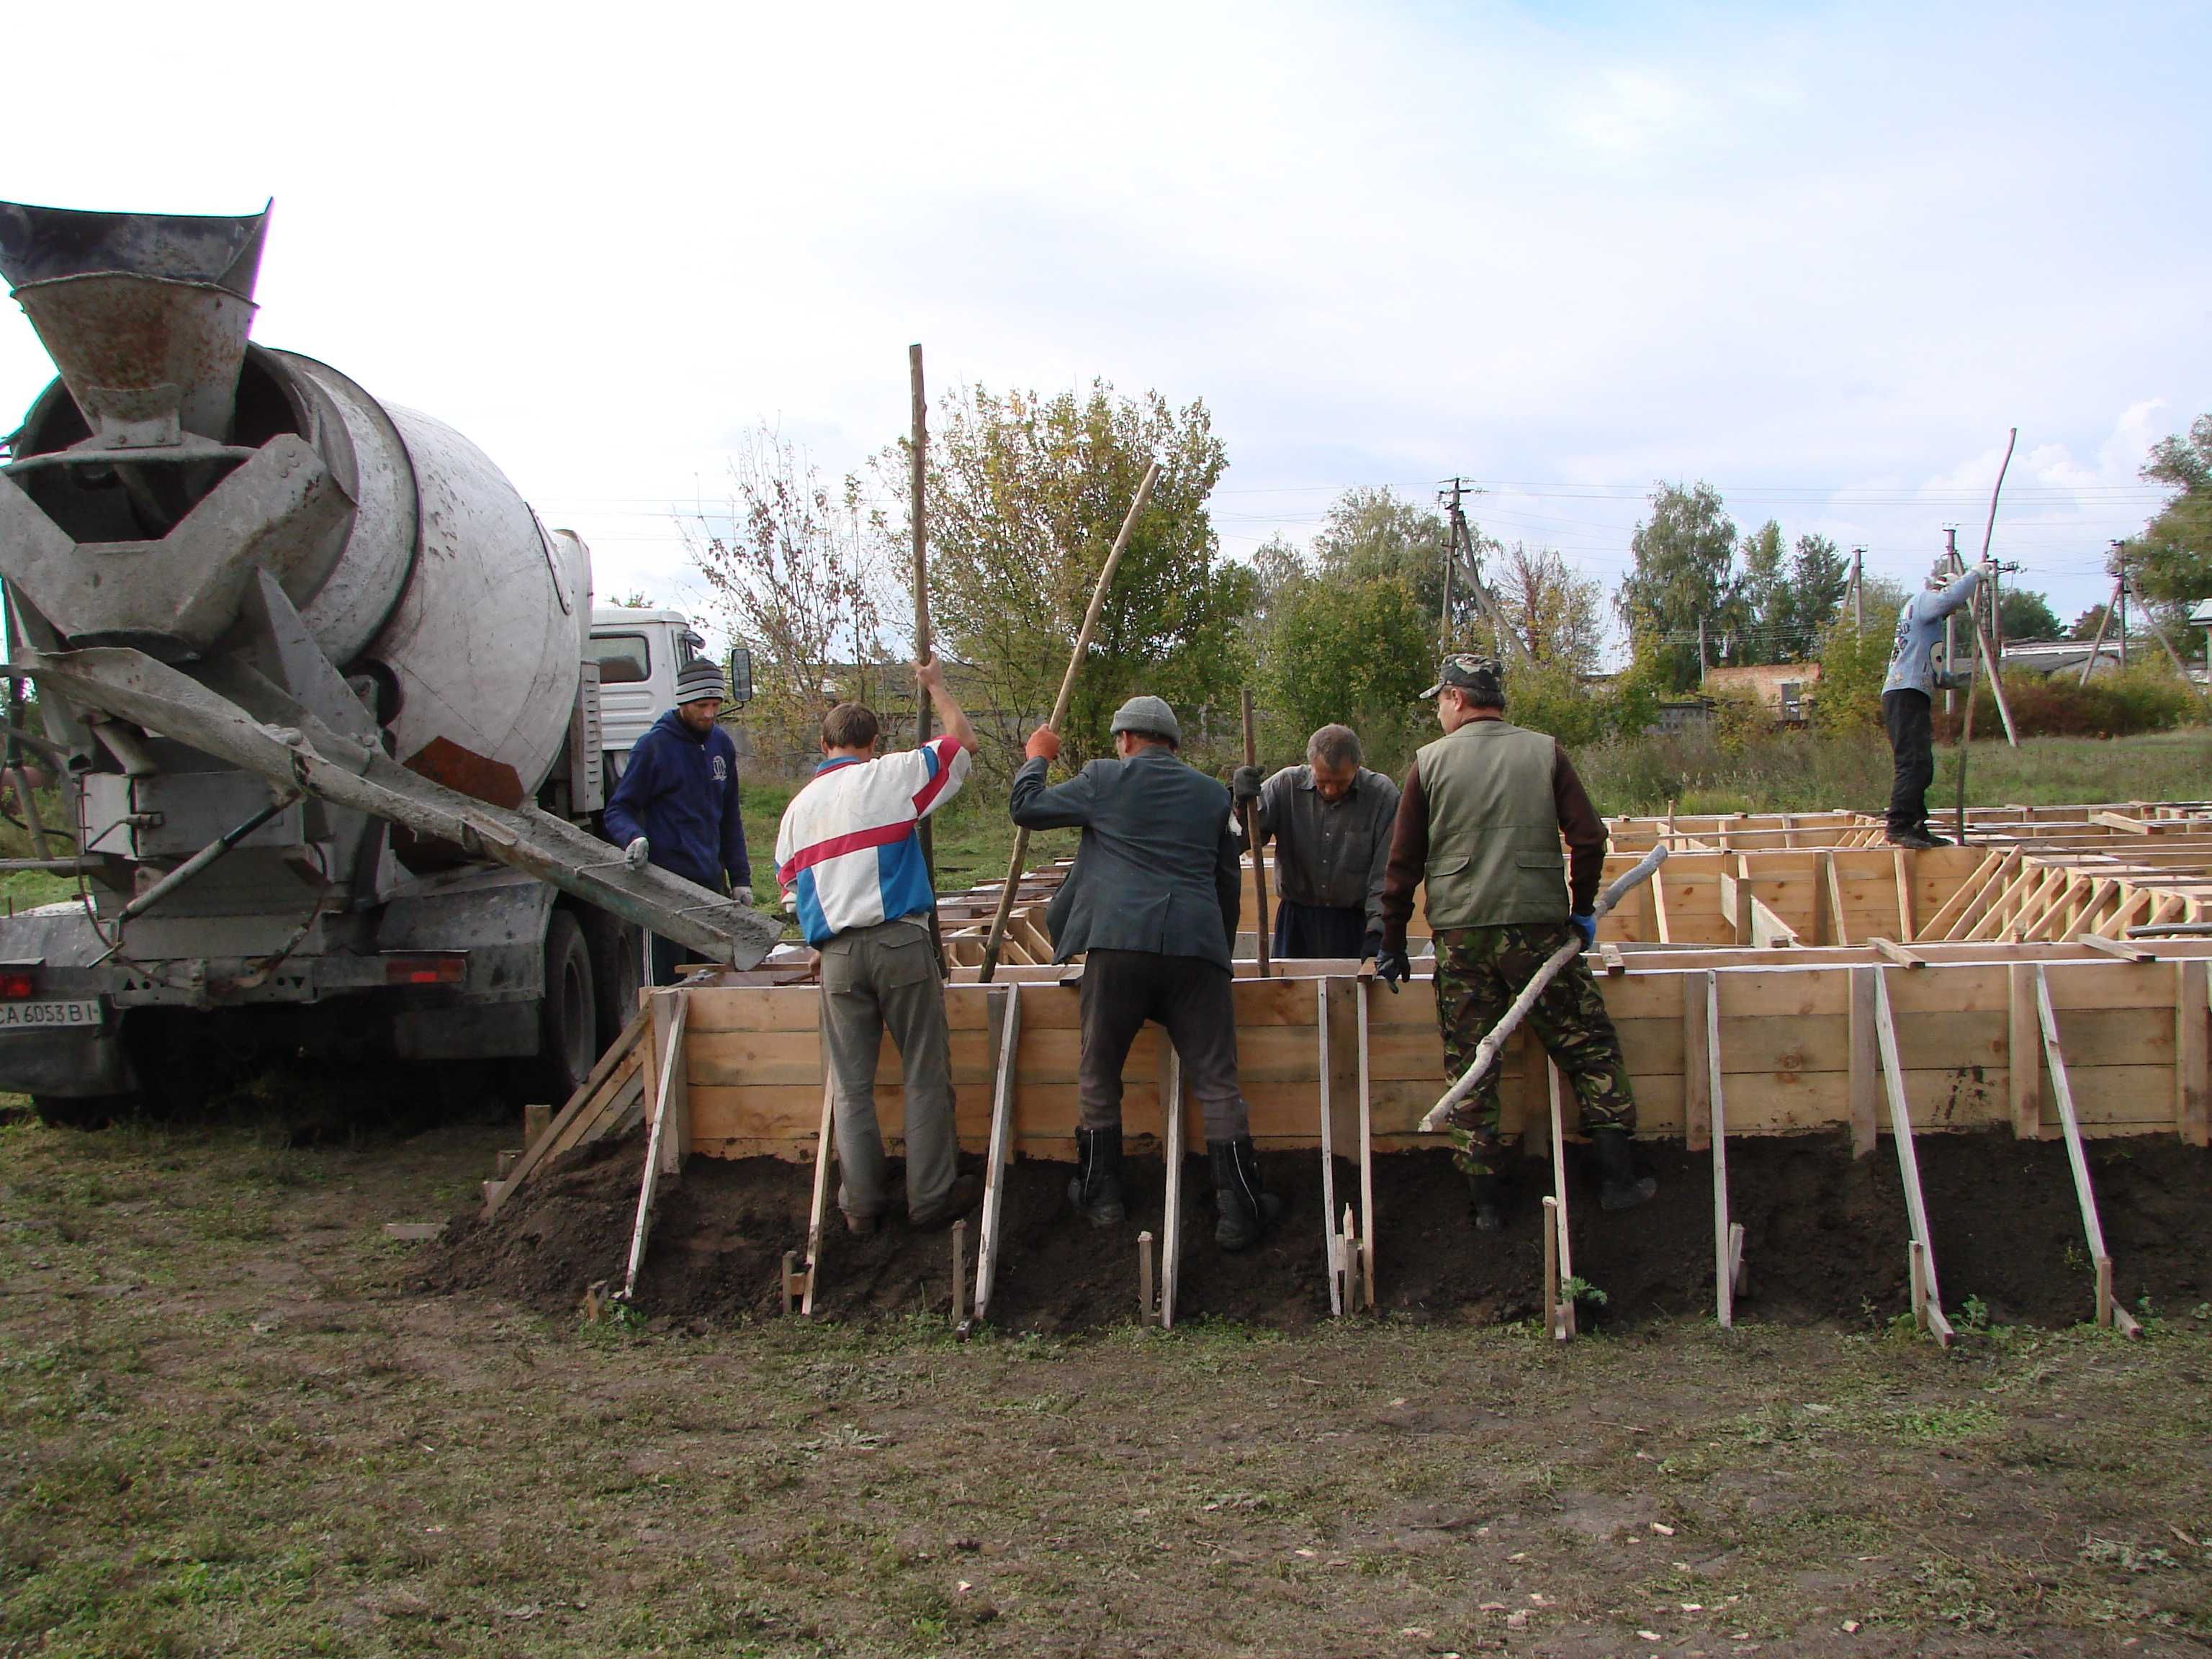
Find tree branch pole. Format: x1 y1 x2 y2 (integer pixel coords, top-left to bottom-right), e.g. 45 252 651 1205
908 344 945 967
1417 846 1669 1133
1951 426 2020 841
1241 687 1271 978
976 461 1161 983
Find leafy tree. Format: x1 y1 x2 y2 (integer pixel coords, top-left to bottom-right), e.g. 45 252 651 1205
2071 603 2114 642
1735 521 1787 665
607 588 657 610
687 428 894 765
1997 587 2062 642
1262 573 1431 757
1493 543 1603 672
1778 534 1851 660
1617 482 1740 691
1308 485 1519 649
2126 414 2212 609
1808 576 1907 732
890 380 1250 771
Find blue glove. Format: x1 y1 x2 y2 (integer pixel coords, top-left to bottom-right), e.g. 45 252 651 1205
1374 943 1410 993
1568 912 1596 950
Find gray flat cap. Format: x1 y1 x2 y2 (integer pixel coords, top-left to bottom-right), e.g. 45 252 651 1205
1109 694 1180 747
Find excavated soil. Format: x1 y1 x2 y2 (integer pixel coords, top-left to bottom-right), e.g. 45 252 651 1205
422 1127 2212 1331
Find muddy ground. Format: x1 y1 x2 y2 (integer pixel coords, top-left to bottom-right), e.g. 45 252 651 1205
428 1128 2212 1337
5 1107 2211 1657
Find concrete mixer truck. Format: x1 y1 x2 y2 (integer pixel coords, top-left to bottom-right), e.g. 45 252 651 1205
0 199 778 1124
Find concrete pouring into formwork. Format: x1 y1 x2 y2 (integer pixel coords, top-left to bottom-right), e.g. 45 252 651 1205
427 801 2212 1338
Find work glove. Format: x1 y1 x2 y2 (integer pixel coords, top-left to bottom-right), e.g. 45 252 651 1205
623 836 650 873
1374 943 1410 993
1359 929 1380 963
1025 727 1061 763
1568 912 1596 950
1231 764 1263 806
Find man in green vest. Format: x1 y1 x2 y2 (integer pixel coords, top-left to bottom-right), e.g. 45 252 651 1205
1375 654 1655 1231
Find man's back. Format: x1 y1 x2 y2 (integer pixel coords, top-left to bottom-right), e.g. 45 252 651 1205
1010 747 1239 966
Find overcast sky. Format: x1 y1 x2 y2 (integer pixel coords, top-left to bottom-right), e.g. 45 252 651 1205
5 1 2206 657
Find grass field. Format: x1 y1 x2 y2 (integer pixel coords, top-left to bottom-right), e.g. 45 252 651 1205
4 1112 2210 1655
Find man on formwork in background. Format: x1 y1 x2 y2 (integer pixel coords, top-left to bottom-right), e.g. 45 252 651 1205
1882 558 1997 850
775 660 979 1234
1231 723 1401 961
1010 695 1282 1251
1375 655 1654 1231
606 659 752 986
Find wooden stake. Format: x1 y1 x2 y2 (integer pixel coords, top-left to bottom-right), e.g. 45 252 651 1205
979 461 1161 981
1241 687 1272 978
1356 974 1377 1312
2177 958 2210 1148
1138 1230 1156 1324
1707 969 1733 1330
950 1218 967 1328
1683 970 1712 1152
1542 1194 1561 1341
2033 966 2142 1336
621 990 690 1301
909 343 943 964
522 1102 550 1151
2008 961 2042 1139
1873 968 1952 1346
800 1072 835 1318
967 983 1022 1331
1316 979 1342 1318
1159 1046 1185 1331
1547 1061 1574 1341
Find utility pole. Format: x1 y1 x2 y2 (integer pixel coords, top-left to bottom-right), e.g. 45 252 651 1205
909 343 941 964
1851 547 1866 631
1439 476 1462 651
1697 614 1708 688
2115 542 2128 669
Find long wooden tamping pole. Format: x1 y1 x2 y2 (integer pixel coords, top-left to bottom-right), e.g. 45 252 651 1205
978 461 1161 982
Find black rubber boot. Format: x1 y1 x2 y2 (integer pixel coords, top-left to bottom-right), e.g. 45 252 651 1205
1466 1169 1505 1233
1067 1127 1126 1227
1209 1136 1283 1252
1593 1126 1658 1212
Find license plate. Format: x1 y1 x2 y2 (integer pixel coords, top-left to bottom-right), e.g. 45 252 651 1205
0 999 102 1032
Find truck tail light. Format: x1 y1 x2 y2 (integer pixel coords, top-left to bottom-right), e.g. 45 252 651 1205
0 965 40 999
383 953 467 986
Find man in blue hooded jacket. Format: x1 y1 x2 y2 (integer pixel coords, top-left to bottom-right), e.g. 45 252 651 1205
605 659 752 984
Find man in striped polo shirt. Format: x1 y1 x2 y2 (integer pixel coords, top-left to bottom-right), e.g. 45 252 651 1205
775 660 978 1233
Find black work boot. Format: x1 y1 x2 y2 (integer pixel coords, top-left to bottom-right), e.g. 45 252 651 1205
1067 1127 1126 1227
1593 1126 1658 1212
1466 1169 1505 1233
1209 1136 1283 1252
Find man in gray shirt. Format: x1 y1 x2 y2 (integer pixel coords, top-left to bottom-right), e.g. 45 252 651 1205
1882 559 1994 848
1231 723 1399 960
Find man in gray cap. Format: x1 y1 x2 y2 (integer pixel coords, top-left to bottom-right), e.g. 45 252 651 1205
605 657 750 985
1376 654 1652 1230
1232 723 1400 961
1010 695 1281 1251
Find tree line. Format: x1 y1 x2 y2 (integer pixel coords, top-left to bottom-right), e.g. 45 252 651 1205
688 384 2211 771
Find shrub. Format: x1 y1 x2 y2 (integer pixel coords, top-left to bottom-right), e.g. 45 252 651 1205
1933 664 2204 741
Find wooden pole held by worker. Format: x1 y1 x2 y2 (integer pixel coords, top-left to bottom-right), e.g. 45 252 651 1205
979 461 1161 982
909 344 945 967
1241 688 1271 978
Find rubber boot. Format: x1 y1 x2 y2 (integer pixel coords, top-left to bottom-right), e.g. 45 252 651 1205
1209 1136 1283 1252
1593 1125 1658 1212
1466 1169 1505 1233
1067 1126 1126 1227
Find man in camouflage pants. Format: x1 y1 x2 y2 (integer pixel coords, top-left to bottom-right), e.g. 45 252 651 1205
1375 654 1655 1230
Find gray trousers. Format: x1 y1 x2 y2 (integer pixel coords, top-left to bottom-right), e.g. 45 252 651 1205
1078 948 1249 1142
819 916 958 1221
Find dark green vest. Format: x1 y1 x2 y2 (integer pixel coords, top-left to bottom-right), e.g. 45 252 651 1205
1416 719 1568 929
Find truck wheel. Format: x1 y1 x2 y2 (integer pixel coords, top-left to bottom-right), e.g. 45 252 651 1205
581 909 642 1051
539 910 597 1105
32 1094 131 1130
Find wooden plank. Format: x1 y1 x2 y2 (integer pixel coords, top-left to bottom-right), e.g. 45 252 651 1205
969 984 1022 1328
1357 977 1377 1311
622 990 690 1299
1651 863 1672 944
1683 971 1712 1152
1848 965 1878 1158
2078 932 2154 963
1547 1061 1574 1341
2178 958 2211 1147
482 1022 647 1218
1542 1195 1561 1341
1894 850 1915 940
2008 961 2041 1139
2033 966 2140 1336
1871 937 1924 970
1707 969 1732 1330
1316 979 1341 1318
1873 968 1951 1346
798 1074 835 1316
1159 1048 1185 1330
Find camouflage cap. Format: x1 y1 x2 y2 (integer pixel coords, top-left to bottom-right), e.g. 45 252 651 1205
1419 652 1505 701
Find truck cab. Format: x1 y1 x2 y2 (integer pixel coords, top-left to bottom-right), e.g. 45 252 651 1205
588 606 753 783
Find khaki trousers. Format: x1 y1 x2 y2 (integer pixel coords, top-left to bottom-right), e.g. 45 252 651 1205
818 916 957 1221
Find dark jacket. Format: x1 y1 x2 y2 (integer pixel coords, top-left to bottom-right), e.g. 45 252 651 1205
1010 747 1242 968
604 710 750 894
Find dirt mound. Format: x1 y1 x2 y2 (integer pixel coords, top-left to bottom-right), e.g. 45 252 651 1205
421 1128 2212 1332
